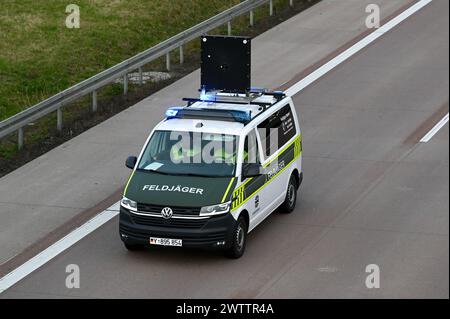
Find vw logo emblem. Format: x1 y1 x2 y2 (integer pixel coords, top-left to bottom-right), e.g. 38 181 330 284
161 207 173 219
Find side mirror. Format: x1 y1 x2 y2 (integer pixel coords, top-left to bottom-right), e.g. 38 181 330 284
242 163 263 178
125 156 137 169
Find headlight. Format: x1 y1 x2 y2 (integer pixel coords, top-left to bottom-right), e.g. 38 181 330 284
121 197 137 211
200 201 231 217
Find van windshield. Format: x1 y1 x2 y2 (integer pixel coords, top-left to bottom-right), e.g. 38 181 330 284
137 130 239 177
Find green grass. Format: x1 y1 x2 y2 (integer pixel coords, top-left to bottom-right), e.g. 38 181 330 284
0 0 316 165
0 0 249 121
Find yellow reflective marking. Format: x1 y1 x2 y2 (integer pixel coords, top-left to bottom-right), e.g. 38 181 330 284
221 177 235 203
231 138 302 212
123 170 135 196
232 187 245 210
230 135 302 212
294 136 301 157
236 135 302 194
231 153 300 212
241 177 254 187
262 134 302 168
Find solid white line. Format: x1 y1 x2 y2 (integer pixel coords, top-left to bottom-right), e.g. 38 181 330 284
0 0 433 294
285 0 433 97
420 113 449 142
0 203 120 294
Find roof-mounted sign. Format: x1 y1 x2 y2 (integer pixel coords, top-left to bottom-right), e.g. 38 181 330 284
200 35 251 93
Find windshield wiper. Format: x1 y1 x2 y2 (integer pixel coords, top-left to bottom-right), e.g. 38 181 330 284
138 169 232 178
137 168 171 175
176 173 233 178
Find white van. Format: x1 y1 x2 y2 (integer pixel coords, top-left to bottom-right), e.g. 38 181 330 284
120 90 303 258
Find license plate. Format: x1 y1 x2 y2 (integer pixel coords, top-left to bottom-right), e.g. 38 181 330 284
149 237 182 247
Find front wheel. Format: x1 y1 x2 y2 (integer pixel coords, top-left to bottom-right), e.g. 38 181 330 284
225 215 248 259
280 174 298 214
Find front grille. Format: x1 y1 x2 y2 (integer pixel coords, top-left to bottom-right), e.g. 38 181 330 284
120 224 225 243
130 214 207 229
137 203 200 216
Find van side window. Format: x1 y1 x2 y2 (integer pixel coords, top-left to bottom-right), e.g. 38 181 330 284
243 130 260 164
257 104 296 159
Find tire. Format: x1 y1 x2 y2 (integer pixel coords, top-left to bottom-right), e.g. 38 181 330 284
124 242 143 251
225 215 248 259
280 174 298 214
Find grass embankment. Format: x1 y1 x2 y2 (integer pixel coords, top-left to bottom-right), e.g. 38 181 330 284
0 0 245 120
0 0 319 173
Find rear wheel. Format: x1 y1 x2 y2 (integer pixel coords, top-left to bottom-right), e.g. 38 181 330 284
280 174 298 214
225 215 248 259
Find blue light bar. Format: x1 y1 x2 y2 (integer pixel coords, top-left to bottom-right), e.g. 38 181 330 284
229 110 252 123
250 87 266 93
199 89 217 102
165 108 252 124
165 107 183 119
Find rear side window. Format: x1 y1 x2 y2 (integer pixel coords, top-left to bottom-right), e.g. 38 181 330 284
257 104 296 158
243 129 260 165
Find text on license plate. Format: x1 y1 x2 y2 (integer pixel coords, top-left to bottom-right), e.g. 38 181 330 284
149 237 182 247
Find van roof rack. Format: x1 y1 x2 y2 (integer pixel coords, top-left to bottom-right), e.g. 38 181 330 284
182 90 273 108
183 88 285 106
165 89 286 125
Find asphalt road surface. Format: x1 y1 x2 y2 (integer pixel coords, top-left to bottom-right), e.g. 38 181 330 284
1 0 448 298
0 0 410 266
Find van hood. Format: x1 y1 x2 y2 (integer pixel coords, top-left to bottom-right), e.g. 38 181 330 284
124 170 236 207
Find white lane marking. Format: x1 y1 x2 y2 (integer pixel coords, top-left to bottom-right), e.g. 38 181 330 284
0 203 120 294
0 0 433 294
420 113 449 142
285 0 433 97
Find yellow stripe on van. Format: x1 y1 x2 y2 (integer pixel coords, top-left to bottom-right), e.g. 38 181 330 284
263 134 302 168
123 171 135 196
232 186 245 210
230 135 302 212
231 154 299 212
221 177 235 203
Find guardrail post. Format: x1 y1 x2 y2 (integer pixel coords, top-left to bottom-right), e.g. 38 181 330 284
18 128 24 150
166 52 171 71
249 10 254 26
57 108 63 131
290 0 294 7
123 74 128 95
138 67 143 85
179 45 184 64
92 90 98 112
270 0 274 16
227 21 232 35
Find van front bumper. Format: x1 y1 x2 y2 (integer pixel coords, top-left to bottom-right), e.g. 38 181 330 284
119 206 237 249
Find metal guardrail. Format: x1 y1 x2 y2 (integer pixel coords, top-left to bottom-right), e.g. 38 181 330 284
0 0 298 148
